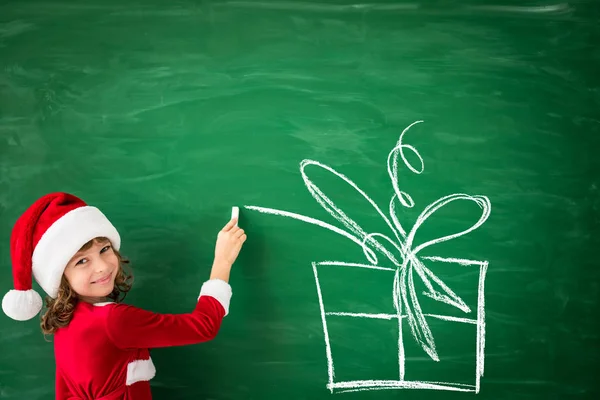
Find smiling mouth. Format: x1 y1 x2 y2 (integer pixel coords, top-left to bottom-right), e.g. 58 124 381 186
92 273 113 285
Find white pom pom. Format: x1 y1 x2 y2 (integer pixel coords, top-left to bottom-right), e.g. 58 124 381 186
2 289 43 321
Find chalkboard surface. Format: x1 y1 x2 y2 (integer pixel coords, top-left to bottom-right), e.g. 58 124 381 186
1 0 599 399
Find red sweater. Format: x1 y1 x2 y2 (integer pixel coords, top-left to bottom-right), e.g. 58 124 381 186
54 279 231 400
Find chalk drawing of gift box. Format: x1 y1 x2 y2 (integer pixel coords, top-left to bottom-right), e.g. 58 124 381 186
312 255 488 393
246 121 491 394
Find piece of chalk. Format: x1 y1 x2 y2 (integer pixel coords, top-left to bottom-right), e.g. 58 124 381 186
231 206 239 224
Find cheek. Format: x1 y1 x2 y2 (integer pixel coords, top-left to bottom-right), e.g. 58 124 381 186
109 253 119 267
64 268 92 292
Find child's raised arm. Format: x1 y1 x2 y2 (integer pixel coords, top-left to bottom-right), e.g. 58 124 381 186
209 216 246 283
103 217 246 349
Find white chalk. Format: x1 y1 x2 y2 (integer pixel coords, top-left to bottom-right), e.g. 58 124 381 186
231 206 239 225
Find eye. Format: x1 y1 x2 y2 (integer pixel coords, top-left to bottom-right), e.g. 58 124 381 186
75 258 87 266
100 245 112 254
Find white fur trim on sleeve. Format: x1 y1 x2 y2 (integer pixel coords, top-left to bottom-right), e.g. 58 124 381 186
126 358 156 385
199 279 232 316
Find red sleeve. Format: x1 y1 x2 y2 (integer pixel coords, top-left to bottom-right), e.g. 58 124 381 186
55 367 73 399
105 279 232 349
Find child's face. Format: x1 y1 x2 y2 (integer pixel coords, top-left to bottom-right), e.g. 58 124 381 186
64 238 119 302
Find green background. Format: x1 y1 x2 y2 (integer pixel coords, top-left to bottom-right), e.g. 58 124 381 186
1 0 599 399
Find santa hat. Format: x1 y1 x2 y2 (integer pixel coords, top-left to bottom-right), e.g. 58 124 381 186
2 192 120 321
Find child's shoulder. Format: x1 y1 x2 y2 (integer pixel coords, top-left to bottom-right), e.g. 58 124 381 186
57 301 124 335
73 301 136 330
87 300 146 319
76 301 125 318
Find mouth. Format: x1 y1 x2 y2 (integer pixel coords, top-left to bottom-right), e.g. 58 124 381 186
92 272 113 285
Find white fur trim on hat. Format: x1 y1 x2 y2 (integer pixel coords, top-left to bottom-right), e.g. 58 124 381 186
32 206 120 299
199 279 232 316
1 289 43 321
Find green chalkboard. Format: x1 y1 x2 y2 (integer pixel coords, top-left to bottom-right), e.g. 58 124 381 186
1 0 599 399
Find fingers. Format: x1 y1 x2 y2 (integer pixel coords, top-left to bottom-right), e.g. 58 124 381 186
222 218 238 232
234 228 245 239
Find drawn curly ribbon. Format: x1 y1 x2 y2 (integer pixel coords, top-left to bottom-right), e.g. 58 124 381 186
247 121 491 361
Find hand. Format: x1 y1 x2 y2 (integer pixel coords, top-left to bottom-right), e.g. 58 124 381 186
210 218 246 282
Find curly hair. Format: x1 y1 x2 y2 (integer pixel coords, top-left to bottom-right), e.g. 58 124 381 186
40 237 133 338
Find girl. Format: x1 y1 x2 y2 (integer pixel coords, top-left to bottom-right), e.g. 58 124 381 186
1 192 246 399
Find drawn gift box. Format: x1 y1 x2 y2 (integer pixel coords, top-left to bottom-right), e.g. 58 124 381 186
245 120 492 393
311 256 488 394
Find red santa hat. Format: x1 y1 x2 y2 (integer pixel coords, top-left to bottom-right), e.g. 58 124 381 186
2 192 121 321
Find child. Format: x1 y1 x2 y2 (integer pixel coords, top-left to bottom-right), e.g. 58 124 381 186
1 192 246 399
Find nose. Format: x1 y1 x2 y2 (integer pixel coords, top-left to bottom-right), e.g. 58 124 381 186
95 257 111 274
